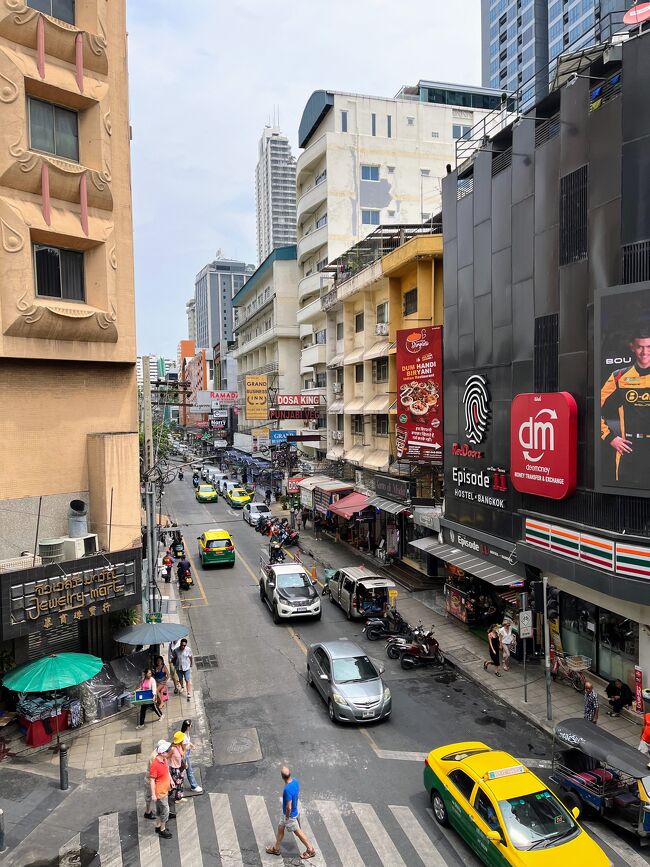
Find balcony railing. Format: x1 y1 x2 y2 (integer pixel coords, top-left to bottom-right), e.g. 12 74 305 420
321 287 339 311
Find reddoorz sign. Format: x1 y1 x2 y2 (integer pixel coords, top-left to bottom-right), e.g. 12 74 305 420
510 392 577 500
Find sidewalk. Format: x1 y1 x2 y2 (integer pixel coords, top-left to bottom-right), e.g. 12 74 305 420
293 521 643 748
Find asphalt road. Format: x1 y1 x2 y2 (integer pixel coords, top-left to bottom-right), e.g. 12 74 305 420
147 475 650 867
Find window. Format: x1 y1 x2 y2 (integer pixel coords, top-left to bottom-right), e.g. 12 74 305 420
376 301 388 324
29 98 79 161
34 244 84 301
420 168 430 177
387 166 395 174
341 110 348 133
336 322 344 340
560 165 588 265
355 364 364 383
316 257 328 272
387 114 392 138
315 328 326 344
371 113 376 136
361 165 380 182
407 116 415 126
431 131 439 139
448 770 475 802
362 209 380 226
452 124 472 140
27 0 74 24
474 788 501 832
315 372 326 388
336 414 344 431
352 414 364 434
374 357 388 383
374 414 389 436
355 311 364 332
403 287 417 315
315 213 327 229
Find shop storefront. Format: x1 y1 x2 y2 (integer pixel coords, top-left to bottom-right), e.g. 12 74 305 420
403 506 442 575
298 476 332 515
367 475 414 561
328 492 373 550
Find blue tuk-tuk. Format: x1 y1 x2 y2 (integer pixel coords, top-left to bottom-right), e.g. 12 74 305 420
551 718 650 845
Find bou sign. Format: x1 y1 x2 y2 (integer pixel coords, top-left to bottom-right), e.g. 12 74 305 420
510 392 577 500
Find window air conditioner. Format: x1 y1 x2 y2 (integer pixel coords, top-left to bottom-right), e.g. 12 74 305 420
332 382 342 394
62 534 99 561
375 323 389 336
332 430 344 442
38 538 66 564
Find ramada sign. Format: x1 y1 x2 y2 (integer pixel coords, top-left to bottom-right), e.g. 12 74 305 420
510 392 577 500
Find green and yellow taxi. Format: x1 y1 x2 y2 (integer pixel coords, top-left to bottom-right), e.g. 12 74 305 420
197 529 235 567
195 484 218 503
424 742 610 866
225 487 251 509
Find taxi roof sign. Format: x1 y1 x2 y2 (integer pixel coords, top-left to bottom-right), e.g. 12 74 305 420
485 764 526 781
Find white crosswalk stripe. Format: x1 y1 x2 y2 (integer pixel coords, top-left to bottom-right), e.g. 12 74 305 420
313 799 365 867
244 794 279 867
389 805 449 867
58 833 80 866
296 812 327 867
98 812 123 867
135 791 163 867
177 798 203 867
210 792 243 867
352 802 408 867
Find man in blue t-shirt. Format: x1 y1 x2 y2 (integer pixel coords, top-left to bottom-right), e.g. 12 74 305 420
266 766 316 860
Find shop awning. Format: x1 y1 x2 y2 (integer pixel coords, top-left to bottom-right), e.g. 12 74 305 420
344 347 365 365
344 397 366 413
408 541 523 587
327 353 344 368
368 496 410 515
344 445 366 464
363 340 391 361
364 394 390 413
363 449 390 471
326 446 344 460
328 399 344 413
329 492 370 520
297 475 332 492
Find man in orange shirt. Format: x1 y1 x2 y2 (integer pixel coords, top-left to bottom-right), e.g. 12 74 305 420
149 739 173 839
639 711 650 762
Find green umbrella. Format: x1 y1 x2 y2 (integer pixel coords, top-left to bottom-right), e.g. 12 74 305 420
3 652 103 693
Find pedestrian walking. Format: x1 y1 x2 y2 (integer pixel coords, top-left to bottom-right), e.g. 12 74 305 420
583 681 599 724
169 731 185 801
143 740 177 822
180 718 203 794
266 766 316 860
153 656 169 709
638 710 650 757
162 550 173 583
483 624 501 676
136 669 162 729
168 639 182 694
605 677 633 717
295 510 303 532
148 740 174 839
314 513 322 541
175 638 193 702
498 619 515 671
301 509 309 531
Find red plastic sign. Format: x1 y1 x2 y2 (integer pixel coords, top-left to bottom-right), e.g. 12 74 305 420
510 392 577 500
395 326 443 461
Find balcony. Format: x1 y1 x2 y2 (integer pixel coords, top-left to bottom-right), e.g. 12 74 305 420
296 134 327 184
320 286 338 311
299 270 330 303
296 296 323 326
300 343 327 372
297 223 327 263
233 325 298 358
297 175 328 223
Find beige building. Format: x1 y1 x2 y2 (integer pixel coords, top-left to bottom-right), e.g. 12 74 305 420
0 1 140 660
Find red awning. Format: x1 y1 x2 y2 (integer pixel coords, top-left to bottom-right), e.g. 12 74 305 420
328 492 370 520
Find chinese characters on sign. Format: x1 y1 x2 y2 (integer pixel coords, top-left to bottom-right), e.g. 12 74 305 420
245 375 268 420
395 326 443 461
29 569 124 622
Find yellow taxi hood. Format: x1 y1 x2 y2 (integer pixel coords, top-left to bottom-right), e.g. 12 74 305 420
504 830 610 865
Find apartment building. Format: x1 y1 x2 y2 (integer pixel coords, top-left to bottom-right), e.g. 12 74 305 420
294 82 501 460
255 127 297 263
186 297 196 341
0 0 141 661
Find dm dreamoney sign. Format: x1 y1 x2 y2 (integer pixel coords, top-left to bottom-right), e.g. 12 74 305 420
1 549 141 639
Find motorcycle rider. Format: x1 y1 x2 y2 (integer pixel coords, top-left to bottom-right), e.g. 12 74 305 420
269 538 284 564
162 549 173 583
178 469 184 481
177 554 191 586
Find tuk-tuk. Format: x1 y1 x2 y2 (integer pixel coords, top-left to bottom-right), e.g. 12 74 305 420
551 717 650 844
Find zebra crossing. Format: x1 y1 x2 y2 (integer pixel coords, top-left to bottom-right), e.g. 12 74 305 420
57 789 477 867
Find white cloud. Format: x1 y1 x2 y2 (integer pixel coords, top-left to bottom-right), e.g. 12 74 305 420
128 0 481 355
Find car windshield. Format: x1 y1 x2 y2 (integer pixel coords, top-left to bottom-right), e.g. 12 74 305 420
206 538 229 549
332 655 378 683
199 486 214 493
498 790 578 851
232 490 247 496
254 505 270 513
277 572 310 589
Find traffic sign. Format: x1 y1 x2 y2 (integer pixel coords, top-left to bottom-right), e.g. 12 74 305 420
146 612 162 623
519 610 533 639
388 589 399 599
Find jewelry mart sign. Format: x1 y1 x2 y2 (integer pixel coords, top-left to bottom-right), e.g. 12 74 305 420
1 549 141 639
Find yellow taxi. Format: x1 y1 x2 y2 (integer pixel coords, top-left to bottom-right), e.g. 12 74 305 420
424 742 610 865
225 487 251 509
195 484 218 503
197 529 235 567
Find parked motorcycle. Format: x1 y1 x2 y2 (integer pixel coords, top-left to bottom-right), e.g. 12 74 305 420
269 539 285 564
385 622 426 659
177 560 193 591
399 628 444 670
364 609 410 641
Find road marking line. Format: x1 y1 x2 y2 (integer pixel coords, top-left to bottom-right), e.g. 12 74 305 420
98 813 123 867
389 805 448 867
295 812 327 867
209 792 243 867
244 794 278 867
176 797 203 866
135 791 162 867
184 546 208 605
351 801 407 866
59 833 80 865
287 625 307 655
584 821 649 867
313 800 364 867
232 546 263 587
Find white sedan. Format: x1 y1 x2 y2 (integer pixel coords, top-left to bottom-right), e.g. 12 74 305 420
243 502 272 525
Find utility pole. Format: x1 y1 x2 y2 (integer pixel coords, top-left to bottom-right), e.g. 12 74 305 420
141 356 158 615
543 575 553 721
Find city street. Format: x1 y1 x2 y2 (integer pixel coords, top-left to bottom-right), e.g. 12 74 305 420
59 475 641 867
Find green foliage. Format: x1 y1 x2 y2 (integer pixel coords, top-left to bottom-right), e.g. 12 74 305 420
0 648 15 677
139 423 173 461
109 607 140 630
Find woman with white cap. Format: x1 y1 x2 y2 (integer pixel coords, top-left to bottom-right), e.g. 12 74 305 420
498 618 515 672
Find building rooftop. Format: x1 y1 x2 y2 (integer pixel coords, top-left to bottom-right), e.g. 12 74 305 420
231 245 296 307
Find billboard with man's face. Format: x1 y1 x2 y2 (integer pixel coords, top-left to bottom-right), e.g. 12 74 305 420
595 282 650 497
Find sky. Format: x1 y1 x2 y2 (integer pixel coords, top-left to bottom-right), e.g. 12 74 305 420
127 0 482 358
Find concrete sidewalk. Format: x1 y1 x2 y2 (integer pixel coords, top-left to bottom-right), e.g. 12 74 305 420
291 519 643 748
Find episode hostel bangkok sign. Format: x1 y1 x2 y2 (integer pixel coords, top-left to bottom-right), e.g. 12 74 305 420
510 392 577 499
245 374 268 420
395 326 443 460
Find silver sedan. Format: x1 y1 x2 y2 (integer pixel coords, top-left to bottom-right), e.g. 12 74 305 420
306 640 391 724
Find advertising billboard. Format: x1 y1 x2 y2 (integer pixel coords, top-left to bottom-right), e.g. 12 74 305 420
395 326 443 461
510 392 577 500
269 429 296 445
276 394 322 406
245 375 268 421
595 283 650 497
